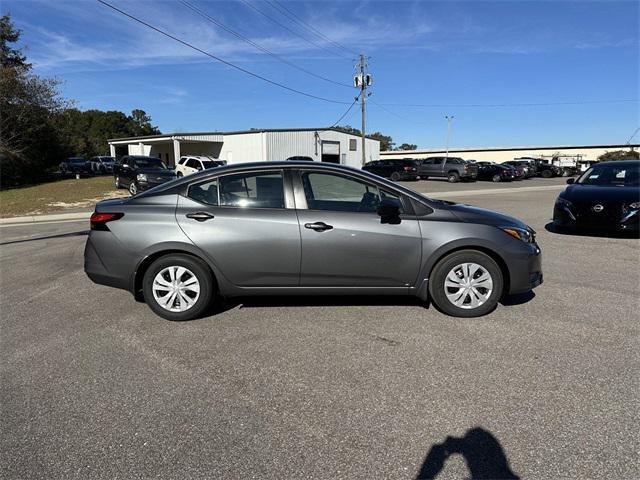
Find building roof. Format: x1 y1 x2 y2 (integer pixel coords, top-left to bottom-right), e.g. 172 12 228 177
108 128 379 143
381 143 639 155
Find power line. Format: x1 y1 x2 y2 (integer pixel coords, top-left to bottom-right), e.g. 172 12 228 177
267 0 358 57
96 0 350 105
236 0 350 60
374 99 640 108
331 97 358 127
180 0 352 88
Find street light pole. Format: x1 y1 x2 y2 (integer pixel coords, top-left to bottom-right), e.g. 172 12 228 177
445 115 454 159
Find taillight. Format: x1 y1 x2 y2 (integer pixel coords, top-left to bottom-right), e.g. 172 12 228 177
90 212 124 231
404 166 413 171
464 164 469 171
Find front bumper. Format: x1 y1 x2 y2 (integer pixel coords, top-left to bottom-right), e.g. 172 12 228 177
506 242 543 295
553 205 639 232
137 178 175 191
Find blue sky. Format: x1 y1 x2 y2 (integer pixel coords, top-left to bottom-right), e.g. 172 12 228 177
4 0 639 148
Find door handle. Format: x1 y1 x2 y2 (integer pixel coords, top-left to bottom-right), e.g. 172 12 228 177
186 212 215 222
304 222 333 232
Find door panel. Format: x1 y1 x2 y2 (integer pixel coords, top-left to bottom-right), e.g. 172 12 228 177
175 197 300 287
295 170 422 287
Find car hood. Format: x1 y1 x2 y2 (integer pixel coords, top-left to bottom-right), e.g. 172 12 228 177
561 184 640 202
437 201 530 229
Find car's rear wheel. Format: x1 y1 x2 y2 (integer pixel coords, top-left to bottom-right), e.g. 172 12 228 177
429 250 503 317
447 172 460 183
176 171 183 177
390 171 401 181
114 176 120 189
541 170 553 178
129 181 138 196
492 174 501 182
143 254 214 321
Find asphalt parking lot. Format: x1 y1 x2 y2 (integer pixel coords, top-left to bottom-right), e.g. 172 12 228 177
1 177 638 479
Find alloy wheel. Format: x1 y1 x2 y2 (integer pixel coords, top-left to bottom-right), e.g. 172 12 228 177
152 266 201 312
444 262 493 309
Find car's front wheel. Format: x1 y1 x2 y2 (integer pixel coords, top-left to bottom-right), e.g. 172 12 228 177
129 181 138 196
390 171 401 181
176 171 183 177
142 254 214 321
429 250 503 317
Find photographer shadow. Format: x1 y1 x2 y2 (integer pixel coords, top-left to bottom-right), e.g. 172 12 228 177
416 427 519 479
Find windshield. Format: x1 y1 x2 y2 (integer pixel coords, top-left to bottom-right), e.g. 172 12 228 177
577 163 639 187
134 158 167 169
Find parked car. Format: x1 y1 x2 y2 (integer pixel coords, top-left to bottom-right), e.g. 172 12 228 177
503 161 535 179
113 155 177 195
85 161 542 320
362 159 418 181
91 156 116 174
286 156 314 161
59 157 91 176
476 162 514 182
176 156 226 177
553 160 639 233
417 157 478 182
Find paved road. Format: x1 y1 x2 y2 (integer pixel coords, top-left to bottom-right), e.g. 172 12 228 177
1 179 638 479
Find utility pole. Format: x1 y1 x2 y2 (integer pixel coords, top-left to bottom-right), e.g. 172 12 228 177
445 115 454 159
354 54 371 165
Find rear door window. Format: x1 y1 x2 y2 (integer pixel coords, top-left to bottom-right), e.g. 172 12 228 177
219 171 285 209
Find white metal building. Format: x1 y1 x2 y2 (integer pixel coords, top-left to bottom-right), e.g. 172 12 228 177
108 128 380 168
380 144 639 163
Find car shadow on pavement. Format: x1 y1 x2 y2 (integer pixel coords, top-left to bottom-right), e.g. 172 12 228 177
500 291 535 307
544 221 639 239
416 427 520 479
226 295 427 311
0 230 88 246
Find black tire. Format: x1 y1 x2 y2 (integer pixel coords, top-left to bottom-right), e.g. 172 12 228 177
492 174 501 182
390 171 401 181
142 254 215 321
176 171 183 178
429 250 504 318
540 169 553 178
421 175 428 180
114 176 121 189
447 172 460 183
129 181 138 196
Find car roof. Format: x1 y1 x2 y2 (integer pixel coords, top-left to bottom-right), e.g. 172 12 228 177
597 159 640 167
135 160 432 203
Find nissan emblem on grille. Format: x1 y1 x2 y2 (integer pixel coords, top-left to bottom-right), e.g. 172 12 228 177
592 204 604 212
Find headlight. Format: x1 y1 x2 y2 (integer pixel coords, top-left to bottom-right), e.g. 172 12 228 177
136 174 147 182
555 197 573 208
499 226 535 243
629 201 640 209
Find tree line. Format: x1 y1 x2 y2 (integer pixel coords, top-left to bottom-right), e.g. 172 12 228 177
0 14 160 187
333 125 416 152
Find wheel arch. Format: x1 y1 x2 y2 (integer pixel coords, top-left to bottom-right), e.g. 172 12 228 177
423 243 511 297
132 244 223 300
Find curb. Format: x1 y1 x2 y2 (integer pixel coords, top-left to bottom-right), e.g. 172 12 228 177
0 212 91 226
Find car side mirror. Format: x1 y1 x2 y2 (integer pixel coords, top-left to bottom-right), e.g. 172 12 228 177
377 199 401 224
566 178 575 185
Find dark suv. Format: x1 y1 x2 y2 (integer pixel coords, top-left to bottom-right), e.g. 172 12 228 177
417 157 478 182
113 156 176 196
362 159 418 181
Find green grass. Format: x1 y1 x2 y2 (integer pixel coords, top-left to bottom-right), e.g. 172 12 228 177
0 176 122 218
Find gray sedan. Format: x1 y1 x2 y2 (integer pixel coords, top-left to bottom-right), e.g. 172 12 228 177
85 161 542 320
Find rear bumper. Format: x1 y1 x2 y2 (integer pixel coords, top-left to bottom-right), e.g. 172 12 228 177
84 234 134 292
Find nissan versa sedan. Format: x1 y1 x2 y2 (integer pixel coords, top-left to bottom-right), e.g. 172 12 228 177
553 160 640 233
85 161 542 320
